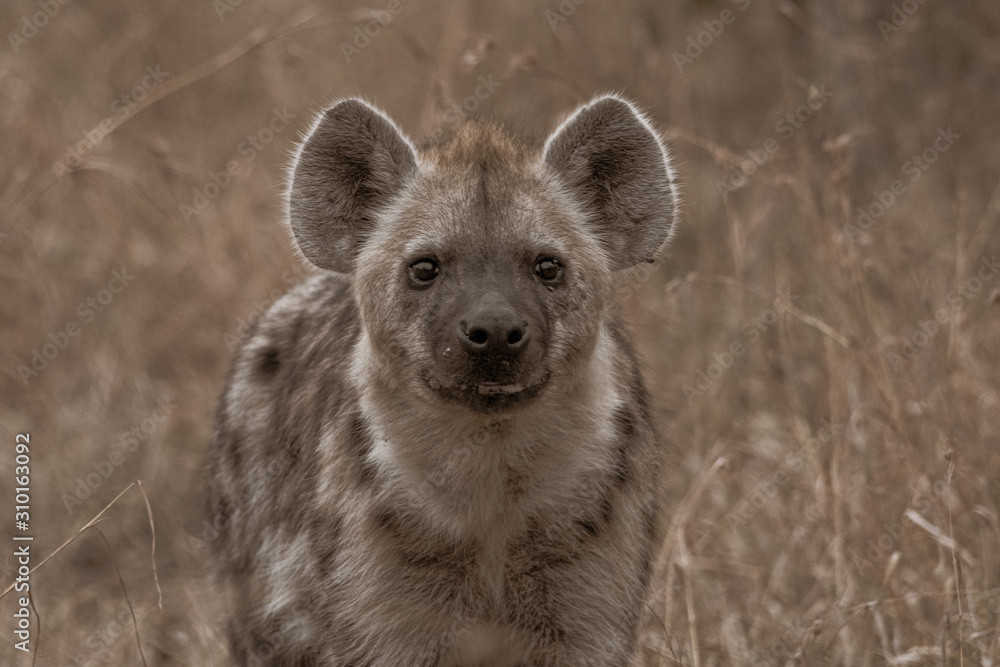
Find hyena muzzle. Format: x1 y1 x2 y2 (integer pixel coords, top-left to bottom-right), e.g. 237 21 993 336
208 94 679 666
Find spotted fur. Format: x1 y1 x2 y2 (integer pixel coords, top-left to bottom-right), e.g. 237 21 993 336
209 95 679 666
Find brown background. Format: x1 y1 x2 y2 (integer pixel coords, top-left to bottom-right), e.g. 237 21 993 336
1 0 999 664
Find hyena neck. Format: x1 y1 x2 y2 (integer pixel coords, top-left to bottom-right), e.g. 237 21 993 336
351 324 626 532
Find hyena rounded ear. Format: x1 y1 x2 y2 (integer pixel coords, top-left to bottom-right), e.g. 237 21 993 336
289 99 417 273
542 96 679 270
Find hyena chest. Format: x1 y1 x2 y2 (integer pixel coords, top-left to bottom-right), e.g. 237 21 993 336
362 493 572 655
429 542 549 667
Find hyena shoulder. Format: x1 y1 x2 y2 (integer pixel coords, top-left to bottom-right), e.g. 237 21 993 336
208 273 363 556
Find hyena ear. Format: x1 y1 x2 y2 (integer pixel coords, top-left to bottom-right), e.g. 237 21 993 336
542 96 678 270
290 99 417 273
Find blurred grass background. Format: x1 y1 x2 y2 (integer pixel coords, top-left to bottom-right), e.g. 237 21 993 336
1 0 999 664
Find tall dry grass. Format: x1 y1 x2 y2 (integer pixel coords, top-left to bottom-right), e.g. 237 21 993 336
1 0 998 665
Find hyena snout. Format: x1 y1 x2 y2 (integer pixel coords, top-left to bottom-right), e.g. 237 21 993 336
431 285 549 412
457 290 530 356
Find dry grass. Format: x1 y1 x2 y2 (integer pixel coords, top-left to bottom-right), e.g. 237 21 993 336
1 0 999 665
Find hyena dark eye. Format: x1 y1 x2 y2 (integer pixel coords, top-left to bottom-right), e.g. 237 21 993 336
534 257 564 283
408 259 440 285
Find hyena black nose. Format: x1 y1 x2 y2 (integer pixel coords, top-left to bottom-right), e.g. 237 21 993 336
458 291 529 356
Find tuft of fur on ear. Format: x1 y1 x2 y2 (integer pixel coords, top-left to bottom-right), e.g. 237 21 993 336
289 99 417 273
542 95 678 270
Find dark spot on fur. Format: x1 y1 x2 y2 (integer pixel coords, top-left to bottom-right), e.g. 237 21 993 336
569 496 614 541
311 517 342 578
223 430 244 478
598 496 614 526
509 523 577 570
610 408 636 487
374 506 476 573
258 347 281 376
574 518 598 537
614 406 637 440
505 465 526 498
232 617 320 667
373 506 404 537
643 504 659 541
399 540 477 574
530 618 567 644
503 552 568 647
348 413 377 485
610 443 632 488
214 495 233 530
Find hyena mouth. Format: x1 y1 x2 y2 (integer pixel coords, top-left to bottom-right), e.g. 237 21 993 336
425 372 551 412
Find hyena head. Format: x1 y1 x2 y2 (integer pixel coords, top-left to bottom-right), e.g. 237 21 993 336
289 96 677 414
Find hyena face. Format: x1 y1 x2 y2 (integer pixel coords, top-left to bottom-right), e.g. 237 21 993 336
290 97 676 414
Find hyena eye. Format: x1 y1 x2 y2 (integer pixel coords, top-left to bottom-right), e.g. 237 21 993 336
534 257 564 283
408 259 440 285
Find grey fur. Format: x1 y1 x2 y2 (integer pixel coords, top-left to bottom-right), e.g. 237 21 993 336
209 95 679 666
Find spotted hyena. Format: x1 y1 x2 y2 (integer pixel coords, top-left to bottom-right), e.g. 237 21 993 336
208 94 679 666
